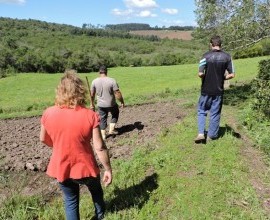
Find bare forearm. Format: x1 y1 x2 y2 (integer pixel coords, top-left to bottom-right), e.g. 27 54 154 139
96 149 112 171
115 90 124 105
40 125 53 147
93 127 112 171
90 97 95 107
90 91 96 108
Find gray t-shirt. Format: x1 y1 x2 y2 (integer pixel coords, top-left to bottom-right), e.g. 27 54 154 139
91 77 119 108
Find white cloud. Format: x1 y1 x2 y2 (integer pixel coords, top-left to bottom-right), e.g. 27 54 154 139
112 0 158 20
161 19 184 26
0 0 25 4
111 8 133 16
136 10 157 18
124 0 158 9
162 8 178 15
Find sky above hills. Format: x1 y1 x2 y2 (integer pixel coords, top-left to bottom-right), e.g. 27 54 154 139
0 0 196 28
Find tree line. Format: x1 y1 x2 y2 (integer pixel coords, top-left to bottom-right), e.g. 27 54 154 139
102 23 195 31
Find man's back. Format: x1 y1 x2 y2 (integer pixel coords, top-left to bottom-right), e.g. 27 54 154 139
91 77 119 108
200 49 233 96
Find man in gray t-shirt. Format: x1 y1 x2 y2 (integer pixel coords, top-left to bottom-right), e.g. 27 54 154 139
90 65 125 140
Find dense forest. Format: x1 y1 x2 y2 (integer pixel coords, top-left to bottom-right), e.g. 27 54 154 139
0 17 203 75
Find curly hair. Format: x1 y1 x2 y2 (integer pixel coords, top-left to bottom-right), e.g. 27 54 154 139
55 69 87 108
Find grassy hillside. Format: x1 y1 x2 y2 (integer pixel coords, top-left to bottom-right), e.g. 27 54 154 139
0 56 268 119
0 18 205 74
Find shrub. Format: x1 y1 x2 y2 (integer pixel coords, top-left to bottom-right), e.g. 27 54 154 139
0 68 7 78
252 59 270 119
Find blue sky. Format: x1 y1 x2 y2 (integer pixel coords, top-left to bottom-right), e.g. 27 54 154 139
0 0 196 28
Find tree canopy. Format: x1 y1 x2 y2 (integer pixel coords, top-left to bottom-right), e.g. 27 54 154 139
194 0 270 50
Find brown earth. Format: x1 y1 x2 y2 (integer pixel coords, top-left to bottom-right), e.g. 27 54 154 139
129 30 193 40
0 100 186 202
0 100 185 172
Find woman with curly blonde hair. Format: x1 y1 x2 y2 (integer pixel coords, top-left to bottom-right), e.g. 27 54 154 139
40 69 112 220
55 69 87 108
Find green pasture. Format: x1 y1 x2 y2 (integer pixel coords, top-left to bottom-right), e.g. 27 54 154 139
1 56 270 219
1 108 269 219
0 56 268 119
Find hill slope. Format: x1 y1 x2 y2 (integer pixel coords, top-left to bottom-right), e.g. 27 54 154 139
130 30 193 40
0 17 204 74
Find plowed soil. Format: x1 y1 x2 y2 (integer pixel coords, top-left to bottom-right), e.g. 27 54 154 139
0 100 185 172
0 100 186 201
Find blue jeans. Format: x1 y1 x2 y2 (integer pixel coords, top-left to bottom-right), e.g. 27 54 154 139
98 105 119 130
197 95 223 139
59 176 105 220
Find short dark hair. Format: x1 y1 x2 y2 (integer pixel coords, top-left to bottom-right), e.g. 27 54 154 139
99 65 107 73
210 35 222 47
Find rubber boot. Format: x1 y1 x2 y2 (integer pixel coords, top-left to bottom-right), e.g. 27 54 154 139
101 129 106 140
109 123 118 135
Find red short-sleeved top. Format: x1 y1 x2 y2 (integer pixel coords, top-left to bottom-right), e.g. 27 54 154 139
41 105 100 182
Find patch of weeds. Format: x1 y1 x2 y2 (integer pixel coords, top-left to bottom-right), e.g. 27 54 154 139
239 104 270 154
182 101 196 108
0 195 44 220
160 127 170 137
164 87 171 94
26 102 43 111
174 88 185 95
152 157 166 168
0 172 10 186
116 135 138 146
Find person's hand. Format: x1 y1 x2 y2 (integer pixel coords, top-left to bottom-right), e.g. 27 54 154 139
198 72 205 78
120 103 125 108
90 104 95 111
103 170 112 187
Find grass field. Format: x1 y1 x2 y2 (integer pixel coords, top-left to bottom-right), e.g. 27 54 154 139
1 56 270 219
0 56 268 119
129 30 193 40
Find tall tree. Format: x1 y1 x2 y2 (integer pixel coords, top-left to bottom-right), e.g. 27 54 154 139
194 0 270 50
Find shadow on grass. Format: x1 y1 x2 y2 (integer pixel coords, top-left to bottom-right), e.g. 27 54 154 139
223 82 253 106
106 173 158 212
218 124 241 139
117 121 144 135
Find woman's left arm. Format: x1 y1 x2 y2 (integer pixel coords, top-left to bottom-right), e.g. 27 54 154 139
40 124 53 147
92 127 112 186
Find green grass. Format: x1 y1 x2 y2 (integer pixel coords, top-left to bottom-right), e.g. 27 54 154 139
0 56 269 118
1 56 270 219
1 107 267 219
148 113 265 219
